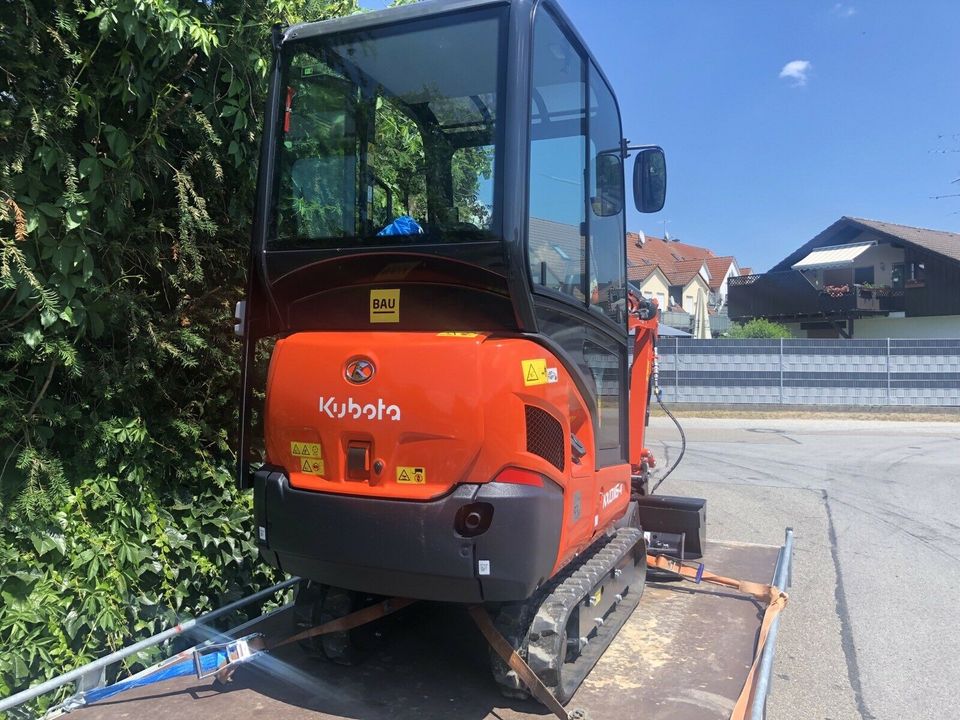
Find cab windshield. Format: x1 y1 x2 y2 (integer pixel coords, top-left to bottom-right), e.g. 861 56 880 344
270 7 506 249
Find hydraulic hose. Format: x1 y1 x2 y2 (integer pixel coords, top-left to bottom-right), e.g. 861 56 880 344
649 343 686 495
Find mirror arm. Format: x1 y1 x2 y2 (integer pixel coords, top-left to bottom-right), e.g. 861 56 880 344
621 138 661 158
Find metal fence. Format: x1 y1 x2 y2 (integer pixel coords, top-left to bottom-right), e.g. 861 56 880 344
657 338 960 407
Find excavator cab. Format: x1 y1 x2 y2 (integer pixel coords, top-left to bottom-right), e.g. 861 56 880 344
238 0 677 702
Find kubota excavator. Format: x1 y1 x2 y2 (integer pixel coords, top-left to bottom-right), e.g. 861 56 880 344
236 0 705 704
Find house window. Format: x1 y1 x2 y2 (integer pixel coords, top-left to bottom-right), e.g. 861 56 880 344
854 266 875 285
891 263 905 289
668 286 682 307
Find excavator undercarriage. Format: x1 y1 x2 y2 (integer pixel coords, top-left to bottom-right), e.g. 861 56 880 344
490 519 646 704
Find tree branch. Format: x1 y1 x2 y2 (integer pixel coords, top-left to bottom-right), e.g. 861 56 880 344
25 360 57 419
0 439 22 492
0 301 40 332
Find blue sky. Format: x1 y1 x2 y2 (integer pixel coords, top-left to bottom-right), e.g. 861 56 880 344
359 1 960 271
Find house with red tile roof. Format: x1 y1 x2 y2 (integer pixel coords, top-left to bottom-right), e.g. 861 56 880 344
626 231 743 313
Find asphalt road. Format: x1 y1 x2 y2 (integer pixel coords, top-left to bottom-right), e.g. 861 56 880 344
646 415 960 720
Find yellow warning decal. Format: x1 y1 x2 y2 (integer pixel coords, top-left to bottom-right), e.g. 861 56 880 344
396 466 426 484
437 332 479 337
370 288 400 323
521 358 549 386
300 457 325 475
290 442 322 458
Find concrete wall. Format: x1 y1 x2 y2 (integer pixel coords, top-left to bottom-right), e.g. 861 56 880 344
655 338 960 407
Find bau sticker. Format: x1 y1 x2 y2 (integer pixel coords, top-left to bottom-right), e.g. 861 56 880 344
370 288 400 323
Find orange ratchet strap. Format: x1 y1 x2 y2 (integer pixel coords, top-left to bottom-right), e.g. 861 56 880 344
468 605 581 720
212 596 417 683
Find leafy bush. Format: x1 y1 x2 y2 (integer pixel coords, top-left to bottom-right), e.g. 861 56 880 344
0 471 268 706
0 0 359 711
724 318 793 339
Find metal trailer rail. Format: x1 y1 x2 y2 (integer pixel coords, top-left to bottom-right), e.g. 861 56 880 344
2 531 794 720
0 577 300 716
751 527 794 720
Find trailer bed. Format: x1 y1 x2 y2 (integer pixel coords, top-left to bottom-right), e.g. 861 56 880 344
70 540 779 720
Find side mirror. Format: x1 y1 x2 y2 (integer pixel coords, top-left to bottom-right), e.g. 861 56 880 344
633 146 667 213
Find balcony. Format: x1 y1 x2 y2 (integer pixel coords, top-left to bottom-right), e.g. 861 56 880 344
660 309 733 335
728 271 904 321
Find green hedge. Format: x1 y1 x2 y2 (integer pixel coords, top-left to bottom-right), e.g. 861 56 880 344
0 0 359 711
723 318 794 339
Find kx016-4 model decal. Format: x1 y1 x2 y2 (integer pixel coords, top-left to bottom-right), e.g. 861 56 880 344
601 483 624 509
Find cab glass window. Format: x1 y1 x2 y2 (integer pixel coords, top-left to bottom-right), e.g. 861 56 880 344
588 62 626 323
584 341 622 450
527 10 586 300
272 8 505 249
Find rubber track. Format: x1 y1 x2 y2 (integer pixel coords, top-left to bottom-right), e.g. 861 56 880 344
491 527 644 702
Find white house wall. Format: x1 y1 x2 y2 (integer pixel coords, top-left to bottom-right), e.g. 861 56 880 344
717 262 740 304
637 270 669 309
681 277 710 314
854 239 905 286
785 315 960 339
854 315 960 339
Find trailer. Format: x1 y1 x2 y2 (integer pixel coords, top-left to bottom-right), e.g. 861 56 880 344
0 1 797 716
2 530 792 720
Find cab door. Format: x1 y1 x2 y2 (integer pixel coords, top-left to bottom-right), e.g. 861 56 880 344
524 4 629 547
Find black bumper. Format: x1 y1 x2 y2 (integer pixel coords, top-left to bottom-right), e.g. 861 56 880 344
253 469 563 603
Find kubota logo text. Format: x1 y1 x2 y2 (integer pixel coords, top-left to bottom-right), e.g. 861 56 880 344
319 396 401 421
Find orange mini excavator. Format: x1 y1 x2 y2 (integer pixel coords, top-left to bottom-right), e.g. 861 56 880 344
236 0 705 703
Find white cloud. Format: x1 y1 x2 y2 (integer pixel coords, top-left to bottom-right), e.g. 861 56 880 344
779 60 812 87
831 3 857 18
